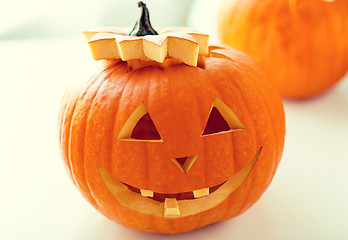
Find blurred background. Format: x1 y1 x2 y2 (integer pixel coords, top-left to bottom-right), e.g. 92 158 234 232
0 0 219 41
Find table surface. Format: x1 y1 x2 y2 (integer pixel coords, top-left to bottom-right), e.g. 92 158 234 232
1 38 347 240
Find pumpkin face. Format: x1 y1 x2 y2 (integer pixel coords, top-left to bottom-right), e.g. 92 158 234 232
97 83 262 218
59 2 285 234
218 0 348 99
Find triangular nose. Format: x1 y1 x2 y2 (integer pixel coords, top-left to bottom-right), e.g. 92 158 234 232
171 156 198 174
175 157 189 167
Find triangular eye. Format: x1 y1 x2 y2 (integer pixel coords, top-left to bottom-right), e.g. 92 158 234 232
202 96 245 136
131 113 161 140
117 102 162 141
202 107 230 135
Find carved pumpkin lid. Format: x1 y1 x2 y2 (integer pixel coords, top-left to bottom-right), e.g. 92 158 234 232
82 2 209 67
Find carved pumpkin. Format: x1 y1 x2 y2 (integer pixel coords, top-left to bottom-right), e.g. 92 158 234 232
218 0 348 99
59 2 285 234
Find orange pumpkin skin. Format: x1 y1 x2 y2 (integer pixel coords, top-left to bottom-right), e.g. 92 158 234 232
218 0 348 99
59 47 285 233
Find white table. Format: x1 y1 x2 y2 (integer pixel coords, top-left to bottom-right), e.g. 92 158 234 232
1 38 347 240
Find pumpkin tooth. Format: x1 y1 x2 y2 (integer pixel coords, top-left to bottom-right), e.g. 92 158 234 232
193 188 209 198
140 189 154 197
164 198 180 217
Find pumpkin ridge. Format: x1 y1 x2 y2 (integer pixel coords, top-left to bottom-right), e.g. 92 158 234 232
230 66 268 209
163 68 180 190
83 75 114 205
142 69 165 190
199 67 235 222
62 98 78 186
204 61 242 220
183 67 208 197
62 73 104 187
120 69 161 188
68 75 105 205
144 70 153 190
111 67 135 178
104 65 132 225
229 57 284 215
79 75 108 204
204 62 249 217
232 75 268 215
197 70 225 187
59 79 83 182
263 81 285 182
68 85 91 186
209 58 258 161
208 58 261 217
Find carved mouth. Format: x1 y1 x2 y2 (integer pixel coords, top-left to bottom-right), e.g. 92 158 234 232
124 181 225 202
98 147 261 218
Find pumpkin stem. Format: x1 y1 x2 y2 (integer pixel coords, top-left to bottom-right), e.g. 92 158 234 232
129 1 158 36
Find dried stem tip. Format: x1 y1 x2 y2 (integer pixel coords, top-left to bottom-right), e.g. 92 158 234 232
129 1 158 36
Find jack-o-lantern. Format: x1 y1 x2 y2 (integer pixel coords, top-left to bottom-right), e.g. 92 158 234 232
59 2 285 234
218 0 348 99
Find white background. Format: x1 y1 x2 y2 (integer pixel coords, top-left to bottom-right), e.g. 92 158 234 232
1 0 348 239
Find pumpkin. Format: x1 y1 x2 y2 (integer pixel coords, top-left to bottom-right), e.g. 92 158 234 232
218 0 348 99
59 2 285 234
